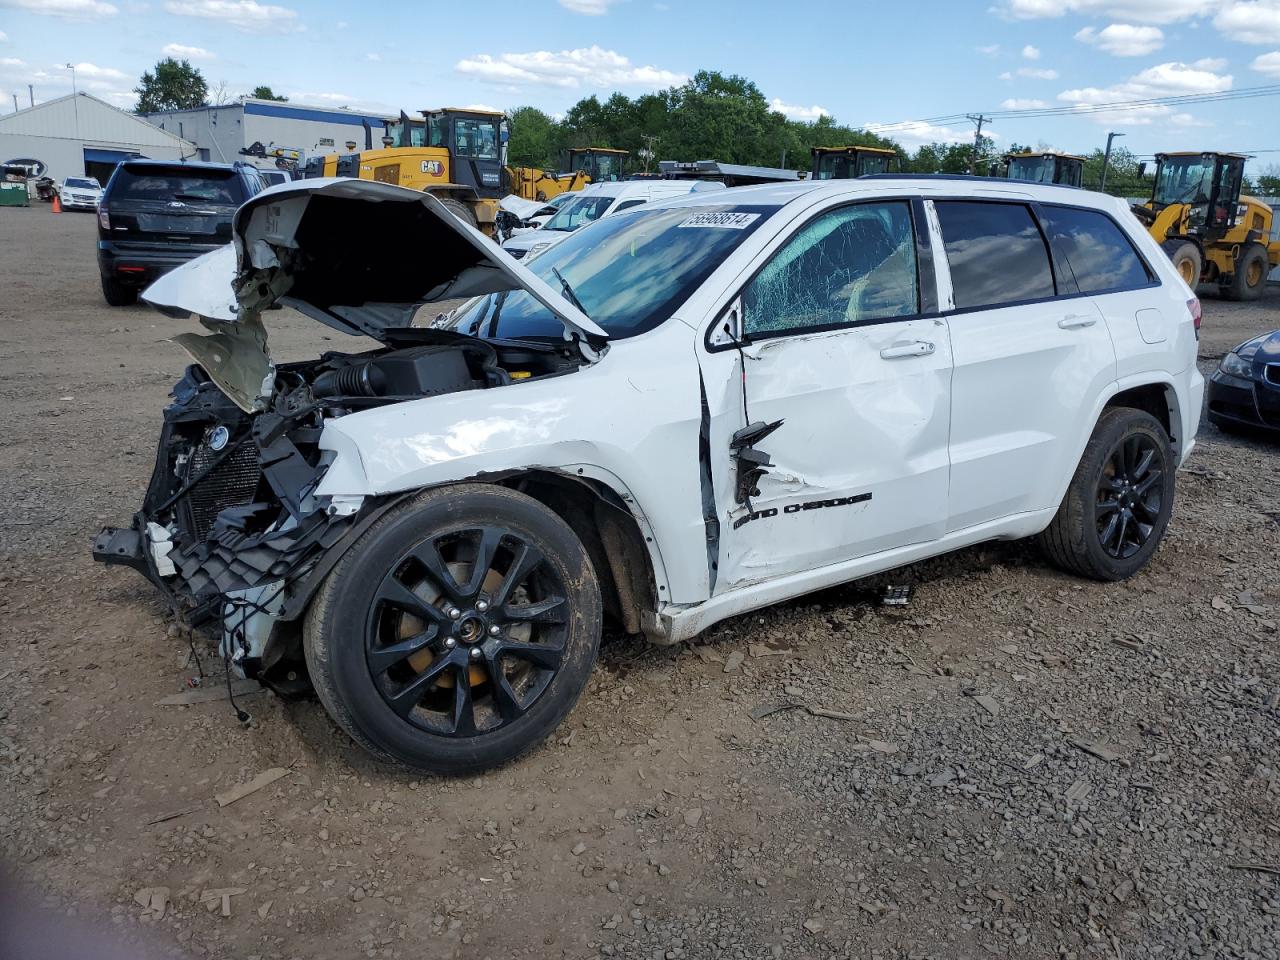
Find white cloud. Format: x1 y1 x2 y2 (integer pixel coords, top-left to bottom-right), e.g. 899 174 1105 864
0 30 8 41
1001 97 1050 107
977 43 1001 55
995 0 1213 25
162 42 215 60
365 52 381 61
558 0 620 12
1214 1 1280 43
770 97 830 120
69 61 128 80
0 0 117 18
1005 66 1059 79
0 56 25 66
460 102 500 112
1075 23 1164 55
1057 59 1232 125
164 0 300 33
457 46 687 90
1022 44 1041 59
1252 50 1280 75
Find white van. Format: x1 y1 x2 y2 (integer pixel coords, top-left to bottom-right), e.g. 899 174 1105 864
502 179 725 259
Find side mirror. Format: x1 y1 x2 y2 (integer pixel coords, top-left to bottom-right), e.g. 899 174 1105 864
709 299 747 347
1138 162 1147 178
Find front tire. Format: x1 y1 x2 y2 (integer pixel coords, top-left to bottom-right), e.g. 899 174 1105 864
1039 408 1175 582
437 197 478 230
1165 241 1202 290
304 484 601 774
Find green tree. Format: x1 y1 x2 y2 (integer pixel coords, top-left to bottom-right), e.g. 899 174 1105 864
249 85 288 102
134 58 208 113
1256 163 1280 197
507 105 558 168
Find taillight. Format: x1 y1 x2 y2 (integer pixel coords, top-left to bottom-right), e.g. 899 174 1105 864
1187 297 1201 340
97 206 109 230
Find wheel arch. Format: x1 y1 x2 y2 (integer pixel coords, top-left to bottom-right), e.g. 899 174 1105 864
492 468 666 642
1046 376 1183 523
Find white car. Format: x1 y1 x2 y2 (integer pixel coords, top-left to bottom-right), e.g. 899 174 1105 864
95 176 1203 774
59 176 102 210
501 179 725 260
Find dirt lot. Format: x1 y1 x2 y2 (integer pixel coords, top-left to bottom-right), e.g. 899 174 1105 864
1 207 1278 960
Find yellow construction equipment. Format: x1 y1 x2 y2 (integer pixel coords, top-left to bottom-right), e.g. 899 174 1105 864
1004 151 1085 187
1132 151 1280 300
809 146 896 179
303 108 508 231
302 111 628 225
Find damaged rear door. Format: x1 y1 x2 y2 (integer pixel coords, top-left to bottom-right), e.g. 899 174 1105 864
703 199 953 590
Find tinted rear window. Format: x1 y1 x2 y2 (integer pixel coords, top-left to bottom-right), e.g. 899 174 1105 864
935 201 1055 309
110 166 245 204
1039 205 1153 294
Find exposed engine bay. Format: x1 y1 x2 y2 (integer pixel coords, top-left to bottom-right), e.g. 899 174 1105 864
93 178 605 688
94 327 581 682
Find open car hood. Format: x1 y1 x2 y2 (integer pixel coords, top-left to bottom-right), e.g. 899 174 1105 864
143 178 607 411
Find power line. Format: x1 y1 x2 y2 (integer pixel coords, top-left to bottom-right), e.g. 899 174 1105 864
864 82 1280 134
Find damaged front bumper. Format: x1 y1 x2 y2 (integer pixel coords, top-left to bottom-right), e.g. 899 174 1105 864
92 365 387 680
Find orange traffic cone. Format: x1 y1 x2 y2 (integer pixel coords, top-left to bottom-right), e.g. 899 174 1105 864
51 193 62 214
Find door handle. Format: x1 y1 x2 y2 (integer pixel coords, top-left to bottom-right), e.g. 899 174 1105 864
1058 314 1097 329
880 340 935 360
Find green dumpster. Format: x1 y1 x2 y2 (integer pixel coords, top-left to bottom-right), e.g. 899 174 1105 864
0 181 30 207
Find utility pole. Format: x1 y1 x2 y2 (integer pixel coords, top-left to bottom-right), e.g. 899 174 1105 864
641 134 659 175
967 114 991 175
11 94 18 113
64 63 80 140
1100 131 1125 193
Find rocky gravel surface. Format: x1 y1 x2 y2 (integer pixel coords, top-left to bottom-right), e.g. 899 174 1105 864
1 209 1277 959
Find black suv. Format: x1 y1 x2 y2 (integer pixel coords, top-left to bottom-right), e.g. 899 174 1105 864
96 159 266 306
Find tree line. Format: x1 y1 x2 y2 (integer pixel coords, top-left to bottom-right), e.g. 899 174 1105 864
131 59 1280 196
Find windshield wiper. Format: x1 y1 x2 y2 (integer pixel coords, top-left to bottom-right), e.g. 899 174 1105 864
551 267 590 319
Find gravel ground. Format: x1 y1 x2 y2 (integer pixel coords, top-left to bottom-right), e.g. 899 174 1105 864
1 206 1278 960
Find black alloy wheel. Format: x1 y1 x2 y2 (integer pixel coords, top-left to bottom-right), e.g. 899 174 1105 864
1039 408 1175 582
366 526 569 738
304 483 601 774
1094 434 1164 560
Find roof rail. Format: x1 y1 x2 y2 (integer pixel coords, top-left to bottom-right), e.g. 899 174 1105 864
860 173 1082 188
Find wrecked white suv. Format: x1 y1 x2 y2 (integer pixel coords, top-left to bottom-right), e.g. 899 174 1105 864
94 176 1203 774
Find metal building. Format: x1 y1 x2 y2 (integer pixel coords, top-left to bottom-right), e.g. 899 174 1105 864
142 98 390 174
0 92 195 184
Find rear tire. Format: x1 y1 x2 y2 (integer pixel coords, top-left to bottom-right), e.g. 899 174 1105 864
438 197 478 230
101 276 138 306
1165 241 1202 290
1039 408 1175 582
304 484 601 774
1224 244 1269 302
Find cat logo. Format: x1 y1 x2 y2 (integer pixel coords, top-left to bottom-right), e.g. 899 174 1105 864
421 160 445 176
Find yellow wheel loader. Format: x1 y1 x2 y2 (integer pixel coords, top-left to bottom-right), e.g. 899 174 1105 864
1131 152 1280 301
504 147 627 203
303 108 509 233
1004 151 1085 188
809 146 896 179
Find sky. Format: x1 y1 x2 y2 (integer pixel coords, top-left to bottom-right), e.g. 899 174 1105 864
1 0 1279 169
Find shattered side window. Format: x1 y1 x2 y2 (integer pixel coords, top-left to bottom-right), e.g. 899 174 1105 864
743 201 919 337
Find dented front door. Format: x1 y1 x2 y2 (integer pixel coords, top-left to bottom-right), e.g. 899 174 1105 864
703 199 953 591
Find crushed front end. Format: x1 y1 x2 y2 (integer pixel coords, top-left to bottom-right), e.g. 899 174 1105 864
93 359 366 681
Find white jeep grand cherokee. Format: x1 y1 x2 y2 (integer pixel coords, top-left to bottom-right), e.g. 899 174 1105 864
94 176 1203 773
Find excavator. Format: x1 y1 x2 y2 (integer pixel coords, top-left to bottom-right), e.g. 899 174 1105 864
1131 151 1280 300
809 145 897 179
1004 151 1084 187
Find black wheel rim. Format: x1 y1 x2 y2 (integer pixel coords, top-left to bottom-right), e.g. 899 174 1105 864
364 527 570 738
1095 434 1164 560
